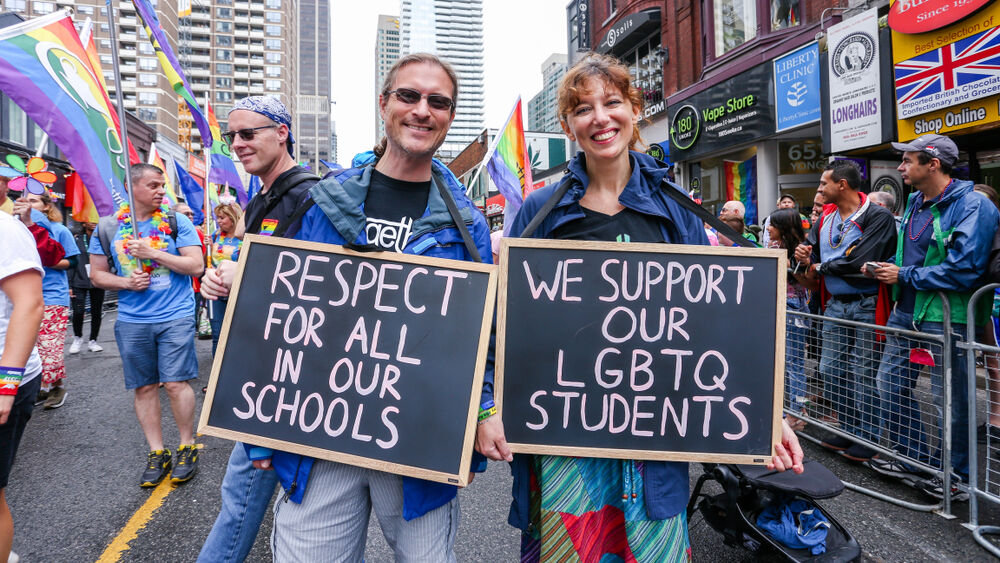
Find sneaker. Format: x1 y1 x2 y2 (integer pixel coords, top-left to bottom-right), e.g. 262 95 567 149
140 449 172 487
821 435 853 452
866 458 925 481
69 336 82 354
917 476 970 501
43 385 67 409
842 443 878 462
34 389 49 406
170 444 198 484
8 550 20 563
87 340 103 352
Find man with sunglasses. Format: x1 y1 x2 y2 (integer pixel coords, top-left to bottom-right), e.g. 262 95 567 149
793 160 896 463
198 96 319 563
245 53 491 561
865 134 999 500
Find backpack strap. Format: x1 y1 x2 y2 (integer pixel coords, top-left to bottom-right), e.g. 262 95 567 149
245 169 320 234
519 180 573 238
272 199 316 238
97 215 118 274
166 210 179 242
657 179 758 248
434 177 482 263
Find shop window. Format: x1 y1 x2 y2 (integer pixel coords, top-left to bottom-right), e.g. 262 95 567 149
713 0 757 56
6 99 27 146
622 37 665 118
771 0 801 31
710 0 804 60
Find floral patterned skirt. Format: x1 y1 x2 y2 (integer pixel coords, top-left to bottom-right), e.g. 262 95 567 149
37 304 69 389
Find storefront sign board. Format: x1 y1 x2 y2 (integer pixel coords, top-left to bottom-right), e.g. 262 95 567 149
668 63 774 162
827 8 883 153
774 43 821 132
893 1 1000 135
889 0 994 35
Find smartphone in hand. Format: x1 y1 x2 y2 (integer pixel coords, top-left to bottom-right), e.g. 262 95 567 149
864 261 881 276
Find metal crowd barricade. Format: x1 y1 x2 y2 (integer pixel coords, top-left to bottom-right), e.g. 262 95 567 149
783 293 963 518
962 283 1000 557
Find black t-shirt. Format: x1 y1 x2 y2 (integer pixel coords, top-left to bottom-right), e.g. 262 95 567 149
550 206 665 243
364 169 430 252
243 167 318 237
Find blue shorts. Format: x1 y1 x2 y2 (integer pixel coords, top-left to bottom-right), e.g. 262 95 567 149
115 316 199 390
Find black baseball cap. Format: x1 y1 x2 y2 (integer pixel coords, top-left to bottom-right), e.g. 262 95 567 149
891 134 958 166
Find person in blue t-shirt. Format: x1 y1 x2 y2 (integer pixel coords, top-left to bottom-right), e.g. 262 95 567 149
89 164 204 487
15 192 77 409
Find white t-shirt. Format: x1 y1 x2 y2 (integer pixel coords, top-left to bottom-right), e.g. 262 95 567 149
0 212 43 384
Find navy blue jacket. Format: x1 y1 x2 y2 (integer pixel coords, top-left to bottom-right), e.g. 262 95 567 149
499 151 708 530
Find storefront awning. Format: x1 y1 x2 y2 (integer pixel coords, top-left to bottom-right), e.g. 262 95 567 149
597 9 660 56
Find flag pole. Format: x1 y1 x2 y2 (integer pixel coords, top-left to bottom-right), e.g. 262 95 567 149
203 92 215 269
105 0 140 268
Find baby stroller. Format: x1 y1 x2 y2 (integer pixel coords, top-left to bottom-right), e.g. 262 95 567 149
688 461 861 562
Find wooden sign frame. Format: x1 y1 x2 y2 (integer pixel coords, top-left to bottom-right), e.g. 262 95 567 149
496 238 786 465
198 234 497 486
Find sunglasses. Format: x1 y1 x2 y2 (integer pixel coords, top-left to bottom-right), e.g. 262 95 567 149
222 124 279 144
386 88 455 111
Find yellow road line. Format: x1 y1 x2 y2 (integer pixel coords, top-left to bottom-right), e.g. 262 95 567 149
95 445 203 563
95 479 175 563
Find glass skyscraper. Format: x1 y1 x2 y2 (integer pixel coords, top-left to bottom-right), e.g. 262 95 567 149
400 0 484 160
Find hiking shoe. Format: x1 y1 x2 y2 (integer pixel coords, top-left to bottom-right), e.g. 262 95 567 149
842 443 878 462
170 444 198 484
821 435 852 452
69 336 82 354
866 458 924 481
918 476 970 502
34 389 49 406
88 340 103 352
140 449 172 487
43 385 67 409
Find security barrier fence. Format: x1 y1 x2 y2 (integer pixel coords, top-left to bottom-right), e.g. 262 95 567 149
781 286 1000 557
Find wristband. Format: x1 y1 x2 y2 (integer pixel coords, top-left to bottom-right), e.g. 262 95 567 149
480 399 495 411
477 405 497 423
0 366 25 396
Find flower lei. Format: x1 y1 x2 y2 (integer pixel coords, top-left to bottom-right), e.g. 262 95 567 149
117 204 172 273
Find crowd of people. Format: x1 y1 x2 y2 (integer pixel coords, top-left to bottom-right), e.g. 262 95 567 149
1 47 998 563
710 133 1000 501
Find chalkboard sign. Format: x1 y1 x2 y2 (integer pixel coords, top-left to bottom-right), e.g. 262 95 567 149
497 239 785 465
199 235 497 486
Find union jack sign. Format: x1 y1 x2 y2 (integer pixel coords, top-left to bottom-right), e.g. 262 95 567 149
894 25 1000 118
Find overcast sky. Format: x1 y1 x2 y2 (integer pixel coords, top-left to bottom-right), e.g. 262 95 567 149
329 0 569 164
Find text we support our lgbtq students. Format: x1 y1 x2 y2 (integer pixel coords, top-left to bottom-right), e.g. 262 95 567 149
518 255 759 444
232 250 470 450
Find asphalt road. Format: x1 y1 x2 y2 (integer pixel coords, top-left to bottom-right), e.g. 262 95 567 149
8 311 1000 562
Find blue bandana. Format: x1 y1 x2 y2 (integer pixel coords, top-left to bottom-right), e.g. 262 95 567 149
230 96 295 155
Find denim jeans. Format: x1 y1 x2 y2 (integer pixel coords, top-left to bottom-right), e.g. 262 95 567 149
785 295 810 407
114 315 198 389
876 310 970 479
209 298 228 357
819 295 881 442
198 443 279 562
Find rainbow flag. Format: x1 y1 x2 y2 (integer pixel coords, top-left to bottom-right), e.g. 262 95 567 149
206 99 246 204
79 18 140 167
0 11 127 215
65 172 99 224
485 98 534 216
148 143 179 207
724 156 757 225
131 0 212 145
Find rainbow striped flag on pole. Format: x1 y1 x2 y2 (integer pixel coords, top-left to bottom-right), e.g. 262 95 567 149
131 0 212 144
483 97 534 218
0 11 127 215
206 99 247 204
148 143 179 207
724 156 757 225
